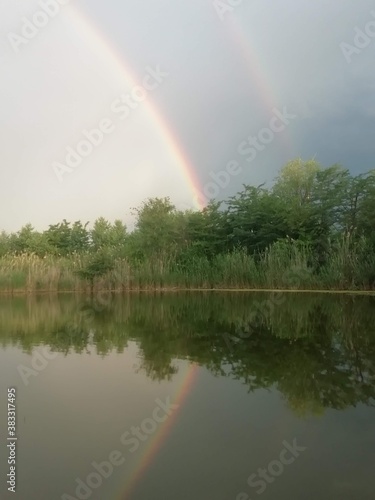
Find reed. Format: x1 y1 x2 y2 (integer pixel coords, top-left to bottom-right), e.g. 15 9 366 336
0 237 374 293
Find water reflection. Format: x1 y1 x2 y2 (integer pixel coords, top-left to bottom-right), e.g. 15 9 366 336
1 292 374 416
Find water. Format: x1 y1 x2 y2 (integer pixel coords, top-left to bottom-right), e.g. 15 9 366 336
0 292 374 500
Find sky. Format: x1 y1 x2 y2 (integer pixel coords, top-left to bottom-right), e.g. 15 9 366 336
0 0 374 231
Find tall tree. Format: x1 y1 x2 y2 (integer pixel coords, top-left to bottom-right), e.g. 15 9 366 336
273 158 320 240
131 197 179 259
227 185 287 253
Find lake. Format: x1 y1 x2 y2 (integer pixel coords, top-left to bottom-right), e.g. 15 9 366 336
0 292 374 499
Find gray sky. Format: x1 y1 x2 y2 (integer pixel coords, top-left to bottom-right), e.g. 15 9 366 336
1 0 374 231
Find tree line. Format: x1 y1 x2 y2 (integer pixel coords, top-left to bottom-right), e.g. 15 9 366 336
0 158 374 291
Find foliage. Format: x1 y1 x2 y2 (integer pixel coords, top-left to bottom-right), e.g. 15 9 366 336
75 250 114 292
0 159 375 291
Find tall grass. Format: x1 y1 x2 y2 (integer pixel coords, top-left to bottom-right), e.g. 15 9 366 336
319 236 375 290
0 237 374 293
0 253 83 293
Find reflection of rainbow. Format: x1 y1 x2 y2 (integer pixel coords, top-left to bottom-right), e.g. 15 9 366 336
119 363 200 499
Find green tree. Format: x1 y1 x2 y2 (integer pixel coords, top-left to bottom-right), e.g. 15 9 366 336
76 250 114 294
8 224 52 256
91 218 112 250
45 220 72 256
356 170 375 247
273 158 320 240
185 201 229 257
341 171 375 240
227 186 287 253
0 231 10 257
70 221 90 253
308 165 351 266
131 197 179 259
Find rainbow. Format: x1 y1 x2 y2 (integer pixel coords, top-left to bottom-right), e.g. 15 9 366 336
61 6 294 498
64 4 205 210
223 15 295 155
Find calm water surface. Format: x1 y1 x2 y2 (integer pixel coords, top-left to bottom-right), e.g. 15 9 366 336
0 292 374 500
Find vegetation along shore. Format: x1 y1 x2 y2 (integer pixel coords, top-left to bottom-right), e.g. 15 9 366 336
1 159 374 294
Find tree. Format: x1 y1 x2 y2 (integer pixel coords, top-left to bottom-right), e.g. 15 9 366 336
0 231 10 257
91 218 112 250
308 165 350 266
273 158 321 240
185 201 229 257
70 221 90 253
45 220 72 256
90 218 127 257
131 197 180 259
10 223 36 254
76 250 114 294
356 170 375 247
227 186 287 253
341 171 375 240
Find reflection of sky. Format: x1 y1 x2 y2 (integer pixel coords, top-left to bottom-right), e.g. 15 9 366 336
0 345 195 499
0 343 374 499
1 0 375 230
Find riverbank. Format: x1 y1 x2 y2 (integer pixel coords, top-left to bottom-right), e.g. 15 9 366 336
1 243 374 295
0 287 374 296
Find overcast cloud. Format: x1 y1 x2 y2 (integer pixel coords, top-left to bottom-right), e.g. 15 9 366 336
1 0 374 231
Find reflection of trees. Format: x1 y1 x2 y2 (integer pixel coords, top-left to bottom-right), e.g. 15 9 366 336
0 293 375 414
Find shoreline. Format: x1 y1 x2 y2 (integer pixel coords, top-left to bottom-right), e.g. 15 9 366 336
0 288 374 296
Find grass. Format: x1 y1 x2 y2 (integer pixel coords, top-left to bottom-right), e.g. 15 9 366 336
0 238 374 294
